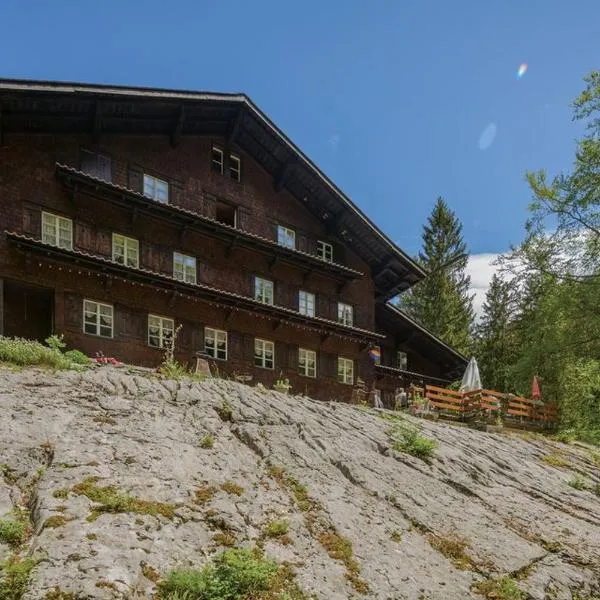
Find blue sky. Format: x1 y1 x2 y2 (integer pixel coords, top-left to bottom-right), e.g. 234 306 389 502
0 0 596 307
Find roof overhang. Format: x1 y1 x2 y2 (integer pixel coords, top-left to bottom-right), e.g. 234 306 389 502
0 78 426 298
376 303 468 380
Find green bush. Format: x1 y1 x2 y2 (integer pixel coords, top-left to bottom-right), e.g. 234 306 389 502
264 519 289 538
389 421 437 461
0 519 27 547
568 474 587 490
63 349 91 366
157 549 278 600
0 555 36 600
0 336 72 370
473 576 525 599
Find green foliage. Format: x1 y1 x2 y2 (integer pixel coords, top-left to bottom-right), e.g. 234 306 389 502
473 576 525 599
45 334 66 352
264 519 289 538
0 555 36 600
157 548 278 600
199 434 214 449
63 350 91 366
389 421 437 460
0 520 26 548
220 481 244 496
400 197 474 355
568 474 587 490
0 336 72 370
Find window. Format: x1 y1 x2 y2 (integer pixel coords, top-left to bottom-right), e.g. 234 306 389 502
212 146 224 174
112 233 139 268
83 300 113 338
215 200 237 228
298 290 315 317
229 153 241 182
277 225 296 249
173 252 196 284
143 174 169 203
254 338 274 369
338 357 354 385
254 276 274 305
397 351 408 371
299 348 316 378
317 240 333 262
42 212 72 250
337 302 354 327
205 327 227 360
148 315 174 349
80 150 111 181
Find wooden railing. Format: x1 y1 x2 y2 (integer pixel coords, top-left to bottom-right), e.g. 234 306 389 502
422 385 559 425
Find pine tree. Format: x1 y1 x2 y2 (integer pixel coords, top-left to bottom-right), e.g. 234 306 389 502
475 274 516 391
400 197 474 354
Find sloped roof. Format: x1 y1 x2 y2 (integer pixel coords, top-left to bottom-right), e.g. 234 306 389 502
0 78 425 298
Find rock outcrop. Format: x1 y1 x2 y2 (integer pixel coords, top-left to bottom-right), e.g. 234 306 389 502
0 366 599 599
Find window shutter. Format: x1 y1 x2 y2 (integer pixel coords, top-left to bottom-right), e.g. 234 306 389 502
98 154 112 182
317 295 332 321
288 344 298 370
22 205 41 237
229 331 243 359
243 334 255 361
96 230 111 257
276 341 288 370
64 293 83 328
194 325 205 355
75 223 92 252
320 352 336 378
297 234 308 253
128 166 143 192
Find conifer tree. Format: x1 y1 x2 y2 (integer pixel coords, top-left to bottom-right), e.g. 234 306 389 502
401 197 474 355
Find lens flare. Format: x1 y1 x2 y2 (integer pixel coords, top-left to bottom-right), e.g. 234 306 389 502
517 63 528 78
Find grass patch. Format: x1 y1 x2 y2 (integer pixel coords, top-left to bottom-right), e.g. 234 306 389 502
389 421 437 461
216 400 234 422
0 520 27 548
473 576 525 599
221 481 244 496
86 533 97 541
264 519 289 539
157 548 299 600
195 486 217 506
71 477 177 520
43 515 71 529
52 488 69 500
199 434 214 449
540 453 569 468
0 555 36 600
568 474 587 490
44 586 84 599
0 336 83 370
212 532 237 547
390 530 402 543
92 415 117 425
427 533 472 570
317 531 369 594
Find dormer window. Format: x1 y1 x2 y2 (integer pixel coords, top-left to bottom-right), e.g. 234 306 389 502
212 146 224 174
317 240 333 262
229 153 241 182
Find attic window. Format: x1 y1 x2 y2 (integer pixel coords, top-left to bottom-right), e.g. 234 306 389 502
229 153 241 182
212 146 224 174
215 201 236 228
317 240 333 262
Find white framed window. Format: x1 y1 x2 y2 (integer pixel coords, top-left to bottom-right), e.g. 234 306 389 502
277 225 296 249
317 240 333 262
337 302 354 327
299 348 316 378
254 276 274 305
143 174 169 203
254 338 274 369
173 252 196 284
397 351 408 370
83 300 113 338
42 212 73 250
112 233 139 268
212 146 224 174
205 327 227 360
338 357 354 385
229 153 241 182
148 314 174 349
298 290 315 317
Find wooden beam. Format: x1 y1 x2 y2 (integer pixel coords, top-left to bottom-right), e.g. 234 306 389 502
272 319 283 332
171 105 185 147
91 100 102 143
320 332 331 344
227 108 243 145
274 159 296 192
269 254 280 270
302 269 314 284
373 260 394 279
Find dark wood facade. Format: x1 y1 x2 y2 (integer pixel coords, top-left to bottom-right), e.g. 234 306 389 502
0 79 467 401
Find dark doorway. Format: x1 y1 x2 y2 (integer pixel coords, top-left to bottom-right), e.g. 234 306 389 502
3 280 54 342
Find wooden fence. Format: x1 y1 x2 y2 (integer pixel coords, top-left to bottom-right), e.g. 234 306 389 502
423 385 559 426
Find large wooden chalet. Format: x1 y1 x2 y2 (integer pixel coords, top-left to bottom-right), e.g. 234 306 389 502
0 79 467 403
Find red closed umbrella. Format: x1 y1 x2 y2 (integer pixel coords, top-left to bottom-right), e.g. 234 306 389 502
531 376 542 403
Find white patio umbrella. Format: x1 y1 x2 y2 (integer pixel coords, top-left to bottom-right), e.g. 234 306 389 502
459 357 482 392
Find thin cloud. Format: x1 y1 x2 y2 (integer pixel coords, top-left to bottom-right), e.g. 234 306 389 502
328 133 340 151
466 253 502 319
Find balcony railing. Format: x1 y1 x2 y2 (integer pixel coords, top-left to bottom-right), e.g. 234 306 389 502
55 164 363 283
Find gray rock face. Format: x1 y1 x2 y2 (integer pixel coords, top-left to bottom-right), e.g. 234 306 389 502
0 366 599 599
